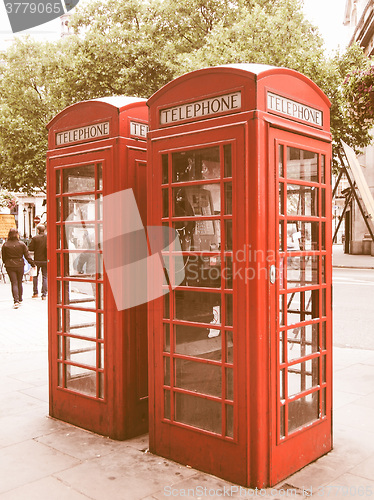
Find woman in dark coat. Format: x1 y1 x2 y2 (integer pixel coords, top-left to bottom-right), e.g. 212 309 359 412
1 228 35 308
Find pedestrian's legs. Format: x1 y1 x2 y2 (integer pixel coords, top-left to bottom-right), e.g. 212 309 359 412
7 269 20 303
16 268 23 302
33 263 41 296
41 263 48 297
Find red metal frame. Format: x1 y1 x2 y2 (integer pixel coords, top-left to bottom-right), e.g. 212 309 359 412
147 65 332 487
47 98 149 439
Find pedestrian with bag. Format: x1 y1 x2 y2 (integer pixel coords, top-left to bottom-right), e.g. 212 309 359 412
1 228 35 308
28 224 48 299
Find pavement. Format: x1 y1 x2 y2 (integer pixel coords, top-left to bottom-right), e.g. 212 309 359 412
0 247 373 499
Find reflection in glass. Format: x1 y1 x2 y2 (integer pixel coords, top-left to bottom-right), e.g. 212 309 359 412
65 365 96 397
287 184 318 216
63 224 96 251
175 393 222 434
288 392 319 433
288 358 319 397
172 147 220 183
175 325 221 361
63 164 95 193
287 256 319 287
175 358 221 397
287 323 319 361
287 147 318 182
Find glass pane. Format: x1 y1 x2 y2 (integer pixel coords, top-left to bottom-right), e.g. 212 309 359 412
287 147 318 182
321 188 326 217
226 405 234 438
64 308 96 338
57 281 62 304
224 183 232 215
63 164 95 193
280 369 285 399
164 324 170 353
174 393 222 434
164 294 170 319
280 405 285 438
56 199 61 221
64 281 96 309
287 184 318 217
225 294 233 326
173 220 220 252
58 335 63 359
175 325 221 361
99 343 104 369
321 155 325 184
175 290 221 325
98 372 104 399
183 255 221 288
172 147 220 183
97 163 103 191
162 189 169 218
279 144 284 177
287 256 319 287
279 331 285 363
162 154 169 184
287 290 319 326
322 322 326 350
64 252 96 278
322 387 326 417
226 368 233 401
63 224 96 250
224 144 232 177
279 183 284 214
65 337 96 367
173 184 220 217
226 331 233 363
175 358 221 397
98 313 104 339
63 194 96 222
96 194 103 221
65 365 96 397
224 256 233 289
98 284 104 310
288 392 319 433
287 221 319 251
58 362 63 387
225 220 232 250
287 323 319 361
288 358 319 397
279 295 285 326
56 226 61 250
56 169 61 194
164 390 170 420
279 221 284 251
164 357 170 386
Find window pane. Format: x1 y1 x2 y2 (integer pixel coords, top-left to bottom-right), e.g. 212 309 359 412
287 221 319 251
172 147 220 183
183 255 221 288
175 393 222 434
173 184 220 217
175 291 221 325
175 358 221 397
64 252 96 278
287 147 318 182
162 154 169 184
64 281 96 309
173 220 220 252
224 183 232 215
287 323 319 361
287 184 318 217
63 194 96 222
287 256 319 287
226 404 234 438
288 358 319 397
65 365 96 397
287 290 319 326
224 144 232 177
288 392 319 433
65 337 96 368
64 308 96 338
175 325 221 361
63 165 95 193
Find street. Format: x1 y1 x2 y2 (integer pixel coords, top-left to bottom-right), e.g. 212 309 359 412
333 267 374 350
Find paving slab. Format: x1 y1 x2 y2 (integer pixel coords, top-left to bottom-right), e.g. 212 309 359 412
0 476 92 500
0 439 80 494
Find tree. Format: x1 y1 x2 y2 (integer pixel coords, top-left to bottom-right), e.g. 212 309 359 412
0 0 372 191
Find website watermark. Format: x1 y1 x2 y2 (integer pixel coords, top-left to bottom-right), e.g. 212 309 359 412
4 0 80 33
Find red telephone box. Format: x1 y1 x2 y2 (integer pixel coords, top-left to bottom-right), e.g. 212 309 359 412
147 65 332 487
46 97 149 439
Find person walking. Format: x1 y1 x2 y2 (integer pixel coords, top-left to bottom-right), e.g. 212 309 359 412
28 224 48 299
1 228 35 308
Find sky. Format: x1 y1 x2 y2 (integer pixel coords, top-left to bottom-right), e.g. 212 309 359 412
0 0 351 52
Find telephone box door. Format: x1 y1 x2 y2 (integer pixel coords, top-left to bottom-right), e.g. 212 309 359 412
149 125 249 485
268 127 332 484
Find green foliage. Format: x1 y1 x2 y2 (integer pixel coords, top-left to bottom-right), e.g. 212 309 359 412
0 0 373 190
